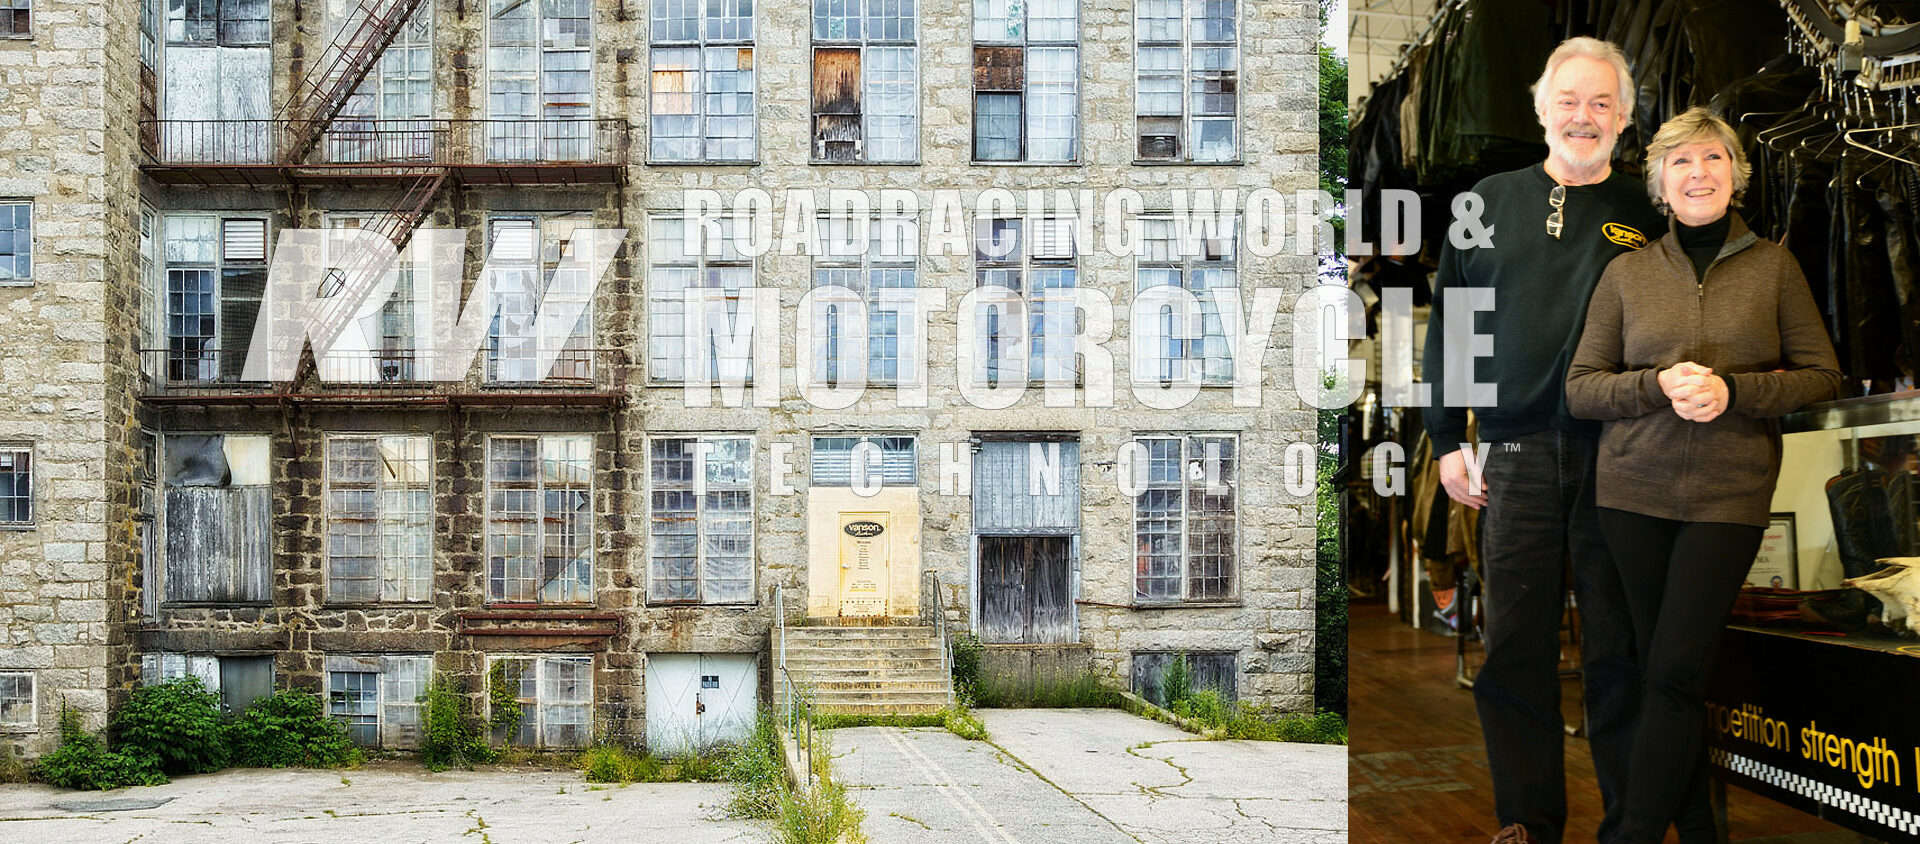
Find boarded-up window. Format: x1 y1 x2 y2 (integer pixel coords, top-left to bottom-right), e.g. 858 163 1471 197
649 436 753 604
163 214 269 383
1133 434 1236 602
811 215 918 385
492 655 591 748
811 435 916 487
485 213 595 383
161 0 270 161
326 436 432 604
1130 652 1237 706
326 654 430 749
810 1 916 163
486 435 593 603
0 672 31 727
0 445 30 525
163 434 272 604
972 0 1077 162
142 653 275 714
1135 0 1237 161
488 0 593 161
648 215 754 383
1135 217 1236 384
650 0 755 161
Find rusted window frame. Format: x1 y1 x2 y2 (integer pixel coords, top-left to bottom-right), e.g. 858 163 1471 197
322 434 434 605
1133 0 1240 163
809 1 919 164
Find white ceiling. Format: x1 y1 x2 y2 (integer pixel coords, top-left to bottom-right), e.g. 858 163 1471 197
1349 0 1440 110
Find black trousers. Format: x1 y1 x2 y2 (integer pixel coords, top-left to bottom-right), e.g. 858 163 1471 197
1596 508 1764 844
1475 430 1640 844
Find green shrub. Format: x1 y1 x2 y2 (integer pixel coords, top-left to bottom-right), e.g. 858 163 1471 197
949 632 983 704
34 707 166 791
774 778 869 844
1161 655 1193 709
111 677 227 775
578 743 663 784
226 689 363 769
1171 688 1232 728
975 671 1122 709
941 706 988 741
719 715 786 818
487 662 523 742
420 674 496 772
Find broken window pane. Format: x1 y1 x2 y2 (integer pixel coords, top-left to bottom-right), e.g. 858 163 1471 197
651 0 754 162
489 0 592 161
326 654 430 749
813 1 915 163
649 216 753 383
329 671 379 745
487 435 593 603
494 655 592 749
1135 0 1235 161
972 2 1076 163
326 436 431 604
1131 435 1236 602
164 434 272 604
649 437 754 603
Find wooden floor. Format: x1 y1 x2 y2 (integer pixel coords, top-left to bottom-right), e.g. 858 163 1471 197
1348 599 1874 844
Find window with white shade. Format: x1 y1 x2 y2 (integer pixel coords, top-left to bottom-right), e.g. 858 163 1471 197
163 214 269 383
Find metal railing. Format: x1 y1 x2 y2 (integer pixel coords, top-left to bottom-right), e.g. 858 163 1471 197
138 346 618 396
141 119 631 168
921 569 954 707
772 584 816 793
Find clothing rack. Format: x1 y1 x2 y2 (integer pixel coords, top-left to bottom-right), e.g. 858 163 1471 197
1357 0 1467 113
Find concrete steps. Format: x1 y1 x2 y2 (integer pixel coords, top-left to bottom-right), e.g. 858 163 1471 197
776 623 954 716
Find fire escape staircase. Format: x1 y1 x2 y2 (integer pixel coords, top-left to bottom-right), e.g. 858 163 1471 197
278 0 445 386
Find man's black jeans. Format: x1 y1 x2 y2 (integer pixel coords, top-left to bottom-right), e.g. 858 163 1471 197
1476 430 1640 844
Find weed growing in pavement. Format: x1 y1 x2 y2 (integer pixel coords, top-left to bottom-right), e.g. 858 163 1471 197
112 676 228 775
0 743 30 784
974 671 1124 709
941 706 988 741
1169 689 1349 745
718 715 786 819
774 777 869 844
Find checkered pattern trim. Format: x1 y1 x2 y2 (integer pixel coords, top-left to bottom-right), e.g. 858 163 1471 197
1711 748 1920 837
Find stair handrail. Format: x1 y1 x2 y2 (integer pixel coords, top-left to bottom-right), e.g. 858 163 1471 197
777 664 814 794
922 570 953 707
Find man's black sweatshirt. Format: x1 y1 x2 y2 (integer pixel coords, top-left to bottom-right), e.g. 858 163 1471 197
1421 163 1666 455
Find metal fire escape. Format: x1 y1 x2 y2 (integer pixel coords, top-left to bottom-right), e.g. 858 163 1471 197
282 0 445 372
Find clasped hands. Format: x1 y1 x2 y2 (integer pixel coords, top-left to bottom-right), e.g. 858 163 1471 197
1658 361 1727 422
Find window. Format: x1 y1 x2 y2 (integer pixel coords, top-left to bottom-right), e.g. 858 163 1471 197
327 0 433 163
486 435 593 604
650 0 754 162
326 655 430 748
811 435 916 486
485 214 595 383
972 0 1077 162
1130 651 1237 706
648 215 754 383
1135 0 1237 161
649 436 753 604
488 0 593 161
974 216 1078 384
165 0 268 46
163 215 268 382
1136 217 1235 383
811 0 917 162
141 653 275 714
0 201 28 283
319 214 424 382
491 655 591 748
1133 434 1237 602
811 215 917 386
326 436 432 604
163 434 271 604
0 672 30 729
139 206 159 381
0 445 29 526
0 0 27 38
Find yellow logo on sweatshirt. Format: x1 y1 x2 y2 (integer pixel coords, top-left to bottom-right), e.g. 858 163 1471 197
1603 223 1648 249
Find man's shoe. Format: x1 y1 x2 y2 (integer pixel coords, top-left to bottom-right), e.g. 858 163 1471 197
1491 823 1535 844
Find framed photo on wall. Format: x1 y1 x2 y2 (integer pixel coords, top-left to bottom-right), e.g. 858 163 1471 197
1747 513 1798 589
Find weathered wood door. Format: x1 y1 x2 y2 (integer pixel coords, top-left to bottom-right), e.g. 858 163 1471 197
978 536 1073 643
973 439 1080 643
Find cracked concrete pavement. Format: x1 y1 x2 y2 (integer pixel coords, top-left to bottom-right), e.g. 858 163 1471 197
833 708 1347 844
0 761 766 844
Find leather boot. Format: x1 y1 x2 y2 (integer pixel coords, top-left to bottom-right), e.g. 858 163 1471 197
1804 469 1899 629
